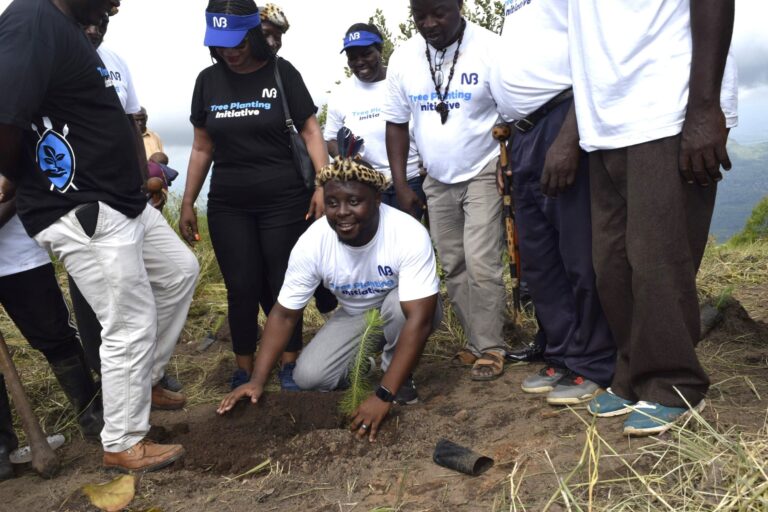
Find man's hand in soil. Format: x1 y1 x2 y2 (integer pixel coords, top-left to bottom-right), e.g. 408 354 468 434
350 395 392 443
217 382 264 415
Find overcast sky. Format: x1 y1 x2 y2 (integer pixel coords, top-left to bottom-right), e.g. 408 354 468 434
1 0 767 149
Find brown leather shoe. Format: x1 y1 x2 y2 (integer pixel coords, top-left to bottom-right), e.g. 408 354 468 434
103 439 184 473
151 384 186 410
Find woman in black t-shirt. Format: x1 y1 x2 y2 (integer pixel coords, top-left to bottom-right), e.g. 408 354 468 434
180 0 328 390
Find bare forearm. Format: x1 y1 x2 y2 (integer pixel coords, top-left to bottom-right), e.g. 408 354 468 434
300 115 329 176
182 129 213 208
385 122 410 190
327 139 339 159
380 297 436 394
688 0 734 108
130 115 149 182
250 303 303 387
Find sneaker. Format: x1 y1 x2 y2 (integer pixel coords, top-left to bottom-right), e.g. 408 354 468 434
521 366 567 394
546 373 602 405
587 388 635 417
278 363 301 392
151 384 186 410
159 374 183 393
230 369 250 390
103 439 185 473
623 400 706 437
394 376 419 405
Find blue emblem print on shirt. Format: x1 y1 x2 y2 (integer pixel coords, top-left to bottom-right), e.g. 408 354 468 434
32 117 78 193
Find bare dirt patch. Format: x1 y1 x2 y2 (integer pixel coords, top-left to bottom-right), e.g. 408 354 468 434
1 297 766 511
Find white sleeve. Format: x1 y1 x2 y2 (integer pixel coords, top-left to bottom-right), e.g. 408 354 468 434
323 91 344 141
115 52 141 115
382 50 412 124
397 223 440 302
277 231 324 311
721 53 738 129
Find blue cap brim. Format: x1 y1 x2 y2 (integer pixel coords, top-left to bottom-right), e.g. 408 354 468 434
204 27 248 48
340 41 378 54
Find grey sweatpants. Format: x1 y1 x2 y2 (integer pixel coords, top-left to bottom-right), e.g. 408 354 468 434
293 289 442 391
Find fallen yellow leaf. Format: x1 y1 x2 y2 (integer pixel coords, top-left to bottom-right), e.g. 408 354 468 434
82 474 136 512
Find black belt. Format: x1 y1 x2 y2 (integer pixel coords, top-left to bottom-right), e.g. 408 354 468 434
513 88 573 134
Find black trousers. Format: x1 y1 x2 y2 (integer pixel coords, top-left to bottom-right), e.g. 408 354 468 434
208 207 307 355
0 263 81 363
0 263 82 450
510 99 616 386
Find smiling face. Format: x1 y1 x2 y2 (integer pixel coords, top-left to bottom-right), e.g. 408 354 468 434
346 45 385 83
215 35 256 73
410 0 463 50
261 20 283 53
324 180 381 247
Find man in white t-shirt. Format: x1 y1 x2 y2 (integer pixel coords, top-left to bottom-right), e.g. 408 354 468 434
0 177 103 480
569 0 737 435
218 158 441 442
489 0 615 406
384 0 507 381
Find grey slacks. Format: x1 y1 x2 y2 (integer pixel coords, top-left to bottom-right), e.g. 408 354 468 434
293 289 442 391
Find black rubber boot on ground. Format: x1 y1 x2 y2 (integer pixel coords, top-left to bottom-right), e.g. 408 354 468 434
0 377 19 480
49 354 104 442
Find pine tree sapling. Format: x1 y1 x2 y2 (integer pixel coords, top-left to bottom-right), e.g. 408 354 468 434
339 309 384 416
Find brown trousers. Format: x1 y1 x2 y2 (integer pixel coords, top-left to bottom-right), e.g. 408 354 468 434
589 135 713 408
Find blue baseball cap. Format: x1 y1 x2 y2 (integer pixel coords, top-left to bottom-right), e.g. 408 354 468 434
340 30 383 53
204 12 261 48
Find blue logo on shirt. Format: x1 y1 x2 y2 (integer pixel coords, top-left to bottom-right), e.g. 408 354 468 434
32 117 78 193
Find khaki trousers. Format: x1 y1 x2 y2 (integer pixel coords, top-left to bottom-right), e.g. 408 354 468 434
423 159 506 356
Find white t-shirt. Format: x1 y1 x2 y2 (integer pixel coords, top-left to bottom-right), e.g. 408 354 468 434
98 45 141 115
490 0 572 121
383 21 500 184
568 1 739 151
324 77 422 183
0 215 50 278
278 204 439 316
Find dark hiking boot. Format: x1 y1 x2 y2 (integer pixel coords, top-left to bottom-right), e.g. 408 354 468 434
394 376 419 405
49 354 104 442
0 377 18 480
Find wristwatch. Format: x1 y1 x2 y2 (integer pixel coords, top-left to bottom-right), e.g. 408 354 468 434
375 385 395 403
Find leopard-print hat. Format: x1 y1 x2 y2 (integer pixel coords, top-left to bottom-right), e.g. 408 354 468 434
316 157 388 192
259 3 290 33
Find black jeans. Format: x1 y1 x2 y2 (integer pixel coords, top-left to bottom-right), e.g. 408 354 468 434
0 263 81 363
208 208 307 355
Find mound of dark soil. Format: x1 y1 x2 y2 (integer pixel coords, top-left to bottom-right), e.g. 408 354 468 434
151 392 347 474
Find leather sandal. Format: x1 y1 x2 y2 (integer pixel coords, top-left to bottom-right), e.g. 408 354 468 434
471 351 505 381
451 348 478 367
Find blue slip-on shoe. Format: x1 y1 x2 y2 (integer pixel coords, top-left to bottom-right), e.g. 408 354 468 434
623 400 706 436
587 387 635 417
230 369 250 390
278 362 301 392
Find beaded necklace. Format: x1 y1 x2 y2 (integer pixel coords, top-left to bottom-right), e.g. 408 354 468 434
425 19 466 125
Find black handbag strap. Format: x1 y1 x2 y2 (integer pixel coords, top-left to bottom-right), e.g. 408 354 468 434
273 56 298 134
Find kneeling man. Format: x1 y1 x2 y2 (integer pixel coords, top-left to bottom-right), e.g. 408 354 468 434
218 156 441 442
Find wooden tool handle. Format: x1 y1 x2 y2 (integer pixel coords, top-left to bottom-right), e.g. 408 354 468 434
0 331 59 478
